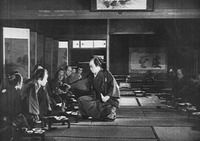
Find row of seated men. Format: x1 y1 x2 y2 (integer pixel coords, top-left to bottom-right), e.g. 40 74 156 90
0 65 85 140
0 57 121 141
0 57 120 140
169 68 200 111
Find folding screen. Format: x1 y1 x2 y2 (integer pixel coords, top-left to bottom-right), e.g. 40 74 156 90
30 32 37 72
3 27 30 80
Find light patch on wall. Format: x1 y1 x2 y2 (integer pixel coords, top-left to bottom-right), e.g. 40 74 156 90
94 40 106 48
59 41 68 48
72 40 79 48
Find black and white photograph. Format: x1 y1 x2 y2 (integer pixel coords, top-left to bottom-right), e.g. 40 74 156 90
0 0 200 141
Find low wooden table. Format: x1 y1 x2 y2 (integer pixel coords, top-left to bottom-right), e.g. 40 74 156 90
20 128 45 141
42 116 70 130
61 110 79 123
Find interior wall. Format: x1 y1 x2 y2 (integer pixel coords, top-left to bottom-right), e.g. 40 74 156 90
110 35 129 75
163 19 200 76
109 20 162 76
0 19 200 80
109 19 200 80
109 34 162 75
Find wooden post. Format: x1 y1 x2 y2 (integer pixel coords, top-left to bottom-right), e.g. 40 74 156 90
106 19 110 71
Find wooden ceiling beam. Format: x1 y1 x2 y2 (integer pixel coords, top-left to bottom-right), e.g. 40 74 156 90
1 9 200 20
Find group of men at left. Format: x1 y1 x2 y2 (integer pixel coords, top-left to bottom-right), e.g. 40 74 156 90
0 65 82 140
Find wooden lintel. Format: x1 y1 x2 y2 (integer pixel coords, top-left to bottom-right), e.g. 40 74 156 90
1 9 200 20
111 31 155 35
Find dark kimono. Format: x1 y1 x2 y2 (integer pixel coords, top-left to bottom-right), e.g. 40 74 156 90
78 70 120 119
65 73 81 85
172 76 189 100
70 73 93 99
0 85 21 120
49 78 66 103
188 81 200 110
0 84 23 141
21 81 51 118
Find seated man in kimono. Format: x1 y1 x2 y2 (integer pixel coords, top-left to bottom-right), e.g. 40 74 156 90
0 71 24 123
172 69 189 102
50 69 70 103
65 66 82 85
21 69 49 127
77 57 120 121
0 72 29 140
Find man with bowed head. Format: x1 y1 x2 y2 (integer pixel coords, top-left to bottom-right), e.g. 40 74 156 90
21 68 49 127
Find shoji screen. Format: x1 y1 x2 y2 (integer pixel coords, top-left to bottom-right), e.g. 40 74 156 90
58 41 68 69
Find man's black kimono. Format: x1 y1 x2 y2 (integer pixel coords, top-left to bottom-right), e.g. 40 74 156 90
78 70 120 120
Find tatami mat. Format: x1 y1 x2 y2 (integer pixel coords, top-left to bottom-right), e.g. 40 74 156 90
51 137 157 141
119 95 167 108
117 107 144 118
137 96 166 107
119 96 138 106
143 111 187 119
89 118 195 127
46 126 155 139
44 95 200 141
154 127 200 141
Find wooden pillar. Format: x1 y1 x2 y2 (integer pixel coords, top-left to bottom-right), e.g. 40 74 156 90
37 35 44 66
106 19 110 71
0 27 3 87
196 48 200 75
30 32 37 72
44 37 53 79
53 40 58 77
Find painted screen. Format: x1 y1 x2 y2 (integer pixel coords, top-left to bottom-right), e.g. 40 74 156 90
5 38 29 78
